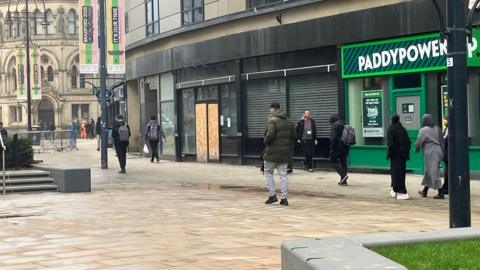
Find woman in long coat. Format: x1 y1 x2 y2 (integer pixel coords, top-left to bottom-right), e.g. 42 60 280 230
415 114 444 199
387 115 411 200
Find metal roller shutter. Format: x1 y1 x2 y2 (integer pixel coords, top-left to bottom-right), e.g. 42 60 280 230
246 79 287 138
289 74 338 138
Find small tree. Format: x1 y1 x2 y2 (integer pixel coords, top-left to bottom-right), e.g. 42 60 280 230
0 135 34 170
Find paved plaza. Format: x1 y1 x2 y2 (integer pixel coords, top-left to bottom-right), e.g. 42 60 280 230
1 140 480 269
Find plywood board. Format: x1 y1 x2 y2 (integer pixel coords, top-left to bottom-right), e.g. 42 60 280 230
208 104 220 161
195 104 208 163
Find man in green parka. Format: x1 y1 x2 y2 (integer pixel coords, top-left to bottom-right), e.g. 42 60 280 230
263 101 296 206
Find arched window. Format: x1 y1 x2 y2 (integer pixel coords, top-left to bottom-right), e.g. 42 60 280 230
15 13 21 38
6 12 13 38
35 10 44 35
46 10 55 35
47 66 54 81
41 66 45 82
71 66 78 88
12 68 17 92
68 10 76 34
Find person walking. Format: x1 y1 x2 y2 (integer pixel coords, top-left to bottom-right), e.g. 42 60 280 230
441 116 449 196
416 114 444 199
263 101 296 206
96 117 102 151
0 122 8 139
145 116 166 163
296 110 318 172
89 119 95 139
70 119 78 149
112 115 131 174
330 114 350 186
81 120 87 139
387 115 412 200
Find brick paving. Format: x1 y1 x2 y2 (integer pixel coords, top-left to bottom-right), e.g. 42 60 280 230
1 140 479 269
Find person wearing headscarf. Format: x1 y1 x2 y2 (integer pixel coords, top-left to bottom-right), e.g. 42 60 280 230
387 115 411 200
415 114 444 199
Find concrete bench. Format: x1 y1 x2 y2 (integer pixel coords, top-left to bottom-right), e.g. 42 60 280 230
282 228 480 270
33 164 91 193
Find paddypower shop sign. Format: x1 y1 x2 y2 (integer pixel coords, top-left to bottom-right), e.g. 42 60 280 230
342 30 480 78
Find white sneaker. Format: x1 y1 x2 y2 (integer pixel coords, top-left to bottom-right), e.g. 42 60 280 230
390 189 397 198
397 193 410 200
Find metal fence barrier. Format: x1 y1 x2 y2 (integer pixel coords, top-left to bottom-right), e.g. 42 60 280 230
14 130 78 153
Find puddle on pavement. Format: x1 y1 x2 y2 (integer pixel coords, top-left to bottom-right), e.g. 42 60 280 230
188 182 345 199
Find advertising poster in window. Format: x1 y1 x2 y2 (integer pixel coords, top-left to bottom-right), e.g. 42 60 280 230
16 48 27 101
106 0 125 74
441 85 449 129
79 0 99 74
31 48 42 100
362 90 384 137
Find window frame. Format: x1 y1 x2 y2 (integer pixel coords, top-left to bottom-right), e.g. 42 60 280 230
247 0 283 9
145 0 160 36
181 0 204 26
34 9 45 35
46 9 55 35
67 9 77 35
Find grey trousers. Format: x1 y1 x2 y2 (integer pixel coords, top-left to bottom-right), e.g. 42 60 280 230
264 161 288 199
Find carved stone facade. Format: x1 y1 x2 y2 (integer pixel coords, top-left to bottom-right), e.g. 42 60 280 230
0 0 99 130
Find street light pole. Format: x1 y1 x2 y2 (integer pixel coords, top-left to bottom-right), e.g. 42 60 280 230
447 0 471 228
99 0 108 169
25 0 32 131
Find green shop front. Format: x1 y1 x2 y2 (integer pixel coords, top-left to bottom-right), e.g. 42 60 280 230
341 32 480 174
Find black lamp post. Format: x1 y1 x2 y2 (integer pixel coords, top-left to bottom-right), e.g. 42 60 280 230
5 0 48 132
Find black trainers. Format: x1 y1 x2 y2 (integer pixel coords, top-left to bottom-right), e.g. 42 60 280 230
119 169 126 174
338 176 349 186
265 195 278 204
418 190 427 197
287 168 293 174
280 199 289 206
434 194 445 200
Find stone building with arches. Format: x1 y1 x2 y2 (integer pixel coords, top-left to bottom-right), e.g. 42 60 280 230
0 0 99 130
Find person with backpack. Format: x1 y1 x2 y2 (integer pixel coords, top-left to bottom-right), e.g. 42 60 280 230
145 115 166 163
112 115 131 174
329 114 354 186
296 110 318 172
387 114 412 200
263 101 296 206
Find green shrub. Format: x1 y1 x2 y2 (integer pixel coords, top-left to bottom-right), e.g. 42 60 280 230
0 137 34 169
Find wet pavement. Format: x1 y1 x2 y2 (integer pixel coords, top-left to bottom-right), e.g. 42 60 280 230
0 140 479 269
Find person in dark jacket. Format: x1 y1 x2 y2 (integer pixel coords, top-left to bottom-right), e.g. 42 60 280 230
96 117 102 151
145 115 166 163
387 115 412 200
330 114 350 186
296 110 318 172
263 101 296 206
112 115 131 174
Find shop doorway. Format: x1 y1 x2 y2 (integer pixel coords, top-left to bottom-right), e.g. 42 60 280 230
38 99 54 129
391 74 426 173
195 103 220 162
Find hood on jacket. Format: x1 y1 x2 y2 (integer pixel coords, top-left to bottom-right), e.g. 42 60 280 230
270 110 288 119
329 114 340 125
148 119 158 126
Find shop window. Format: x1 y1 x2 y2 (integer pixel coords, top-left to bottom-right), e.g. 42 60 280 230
197 85 218 101
181 89 196 154
145 0 159 36
393 74 422 89
347 77 389 146
182 0 203 25
220 84 238 155
160 73 175 156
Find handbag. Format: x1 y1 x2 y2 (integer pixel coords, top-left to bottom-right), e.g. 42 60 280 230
143 144 150 155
